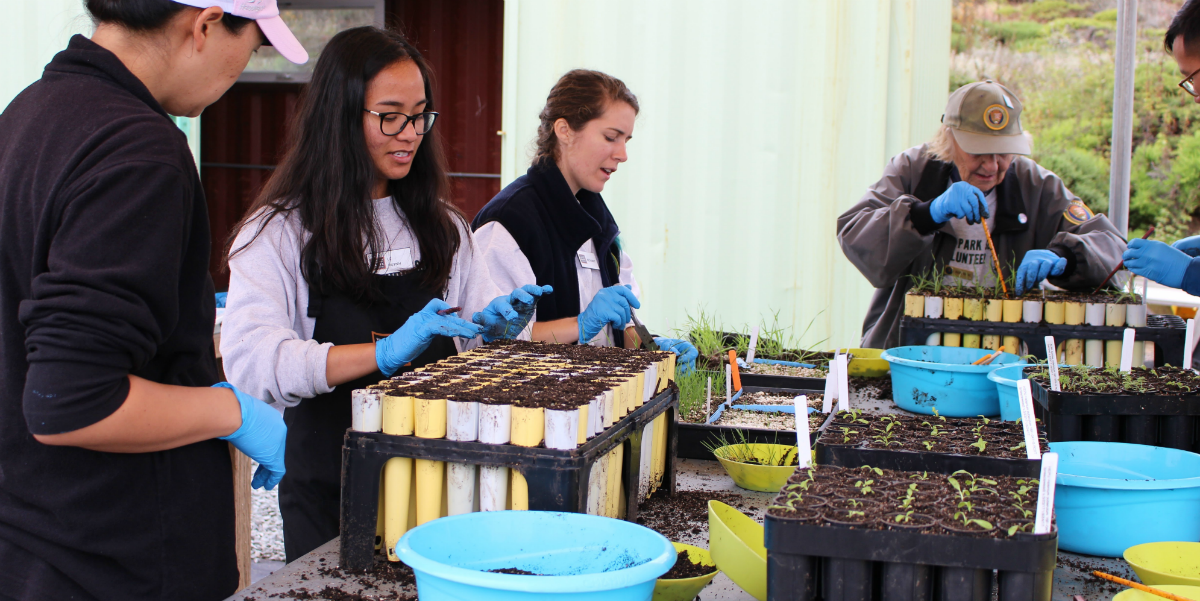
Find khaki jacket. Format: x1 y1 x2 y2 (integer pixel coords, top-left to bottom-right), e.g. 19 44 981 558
837 145 1126 349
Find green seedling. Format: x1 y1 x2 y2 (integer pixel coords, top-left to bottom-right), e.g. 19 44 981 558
922 441 935 450
1010 441 1026 452
854 479 875 495
847 510 866 519
846 498 863 509
840 427 859 444
894 509 915 523
1006 522 1033 536
970 438 987 453
952 511 994 530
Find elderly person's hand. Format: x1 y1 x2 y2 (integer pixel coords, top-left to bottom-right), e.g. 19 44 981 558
929 181 989 225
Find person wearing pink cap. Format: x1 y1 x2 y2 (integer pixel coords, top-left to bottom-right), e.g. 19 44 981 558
0 0 304 599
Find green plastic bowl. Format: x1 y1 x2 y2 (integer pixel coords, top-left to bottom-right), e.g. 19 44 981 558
652 542 719 601
1124 542 1200 587
1111 583 1200 600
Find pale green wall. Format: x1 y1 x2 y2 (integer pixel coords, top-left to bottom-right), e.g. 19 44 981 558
501 0 951 349
1 0 92 111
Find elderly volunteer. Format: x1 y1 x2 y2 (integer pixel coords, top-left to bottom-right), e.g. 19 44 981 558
838 80 1125 349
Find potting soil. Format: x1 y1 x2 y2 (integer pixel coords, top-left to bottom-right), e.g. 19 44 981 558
1028 364 1200 395
821 411 1048 459
659 550 715 580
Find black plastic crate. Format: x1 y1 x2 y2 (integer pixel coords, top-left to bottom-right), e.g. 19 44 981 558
1030 377 1200 452
899 314 1188 364
339 387 678 571
676 386 826 460
766 515 1057 601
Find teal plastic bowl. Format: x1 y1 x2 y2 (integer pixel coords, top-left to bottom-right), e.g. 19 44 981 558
987 364 1031 421
396 511 675 600
1053 441 1200 557
881 346 1023 417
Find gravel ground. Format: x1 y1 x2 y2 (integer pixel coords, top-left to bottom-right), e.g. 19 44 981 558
250 462 285 562
743 363 827 377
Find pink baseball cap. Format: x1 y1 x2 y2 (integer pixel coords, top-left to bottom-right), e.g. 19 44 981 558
172 0 309 64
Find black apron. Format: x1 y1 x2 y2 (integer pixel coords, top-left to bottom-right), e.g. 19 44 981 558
279 267 457 562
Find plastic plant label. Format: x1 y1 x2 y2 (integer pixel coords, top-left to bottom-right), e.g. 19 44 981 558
1120 328 1136 373
1033 452 1058 535
1045 336 1060 392
746 326 760 364
725 363 732 404
836 353 850 412
1187 319 1196 371
822 355 837 413
1016 379 1041 461
795 395 810 468
706 376 712 418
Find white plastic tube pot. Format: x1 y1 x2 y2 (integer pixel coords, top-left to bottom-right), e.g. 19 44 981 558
351 389 383 432
1105 303 1127 366
637 419 654 500
924 296 943 346
445 399 480 516
1023 299 1043 324
545 407 580 451
1086 302 1106 367
1127 303 1147 368
478 403 511 511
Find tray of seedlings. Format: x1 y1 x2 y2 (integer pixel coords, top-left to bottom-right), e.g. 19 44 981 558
676 386 830 460
1027 364 1200 451
899 267 1187 365
814 409 1046 478
764 464 1057 601
339 340 678 571
685 310 832 390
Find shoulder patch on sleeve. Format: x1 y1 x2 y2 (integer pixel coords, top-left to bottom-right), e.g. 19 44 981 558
1063 199 1094 225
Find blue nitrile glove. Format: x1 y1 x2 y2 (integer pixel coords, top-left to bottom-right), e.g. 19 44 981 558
929 181 989 225
1015 249 1068 296
214 382 286 490
472 285 554 342
1172 235 1200 258
578 285 641 343
654 337 698 373
1124 239 1191 289
376 299 482 376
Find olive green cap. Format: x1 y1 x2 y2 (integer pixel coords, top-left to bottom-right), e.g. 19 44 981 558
942 80 1031 155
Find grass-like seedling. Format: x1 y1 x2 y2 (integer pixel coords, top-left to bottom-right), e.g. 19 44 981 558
675 365 724 418
702 429 797 467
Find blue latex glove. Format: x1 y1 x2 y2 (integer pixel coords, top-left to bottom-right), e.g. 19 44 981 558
578 285 641 343
1124 239 1191 289
376 299 483 376
1015 249 1067 295
654 337 698 373
472 285 554 342
214 382 286 490
1172 235 1200 258
929 181 989 224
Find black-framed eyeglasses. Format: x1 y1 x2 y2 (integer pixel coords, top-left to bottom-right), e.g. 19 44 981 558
363 109 438 136
1180 66 1200 97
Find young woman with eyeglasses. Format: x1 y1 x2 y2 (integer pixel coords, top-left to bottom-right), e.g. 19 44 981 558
472 70 698 368
220 26 547 561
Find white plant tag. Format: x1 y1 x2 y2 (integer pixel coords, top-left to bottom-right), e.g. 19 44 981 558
725 363 732 404
1186 319 1196 370
746 326 760 364
706 377 712 418
1016 379 1041 460
795 395 811 468
1044 336 1060 392
822 356 837 413
1033 452 1059 535
1120 328 1136 373
836 353 850 412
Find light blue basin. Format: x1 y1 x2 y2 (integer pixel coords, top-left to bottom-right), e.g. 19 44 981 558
881 346 1023 417
1052 441 1200 557
987 364 1031 421
396 511 675 600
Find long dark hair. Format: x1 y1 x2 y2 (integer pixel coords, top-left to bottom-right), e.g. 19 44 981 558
227 26 461 299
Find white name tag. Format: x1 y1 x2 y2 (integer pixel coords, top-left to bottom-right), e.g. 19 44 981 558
371 248 414 274
577 250 600 270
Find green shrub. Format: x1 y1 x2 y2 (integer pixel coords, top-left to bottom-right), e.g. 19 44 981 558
1033 145 1110 213
1024 0 1087 22
981 20 1046 45
1094 9 1117 22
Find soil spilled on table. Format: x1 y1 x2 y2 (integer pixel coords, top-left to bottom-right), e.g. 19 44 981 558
636 489 764 543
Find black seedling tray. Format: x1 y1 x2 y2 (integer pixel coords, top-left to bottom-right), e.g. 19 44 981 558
1030 378 1200 452
676 386 826 460
813 439 1041 478
741 372 827 390
899 314 1188 364
340 387 678 571
766 514 1057 601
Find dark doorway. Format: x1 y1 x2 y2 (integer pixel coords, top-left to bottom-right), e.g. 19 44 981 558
200 0 503 290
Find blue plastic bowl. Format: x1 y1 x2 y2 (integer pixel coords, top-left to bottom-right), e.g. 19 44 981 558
987 364 1031 421
396 511 675 600
1053 441 1200 557
880 346 1023 417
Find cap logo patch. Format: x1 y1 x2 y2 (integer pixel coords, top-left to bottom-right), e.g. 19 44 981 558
984 104 1009 131
1063 199 1094 225
237 0 267 12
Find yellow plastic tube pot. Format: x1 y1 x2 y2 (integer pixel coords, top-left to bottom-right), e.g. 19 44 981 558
414 396 446 526
509 405 545 510
382 392 415 561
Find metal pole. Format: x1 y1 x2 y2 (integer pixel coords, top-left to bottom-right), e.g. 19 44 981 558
1108 0 1138 237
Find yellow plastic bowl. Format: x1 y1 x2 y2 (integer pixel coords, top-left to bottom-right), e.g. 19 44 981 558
1124 542 1200 587
841 348 890 378
652 542 719 601
708 500 767 601
713 444 797 493
1112 584 1200 600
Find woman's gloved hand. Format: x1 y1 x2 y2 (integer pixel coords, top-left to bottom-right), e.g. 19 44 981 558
473 285 554 342
1172 235 1200 258
1124 239 1191 289
1015 249 1067 295
376 299 482 375
654 337 698 373
930 181 989 225
578 285 641 343
214 382 287 490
